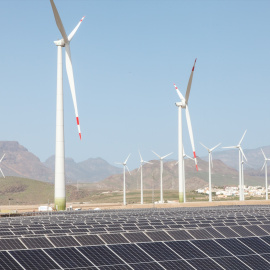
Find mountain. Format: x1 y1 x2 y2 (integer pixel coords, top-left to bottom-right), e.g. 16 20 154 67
44 156 122 183
94 157 265 191
0 141 54 182
202 146 270 171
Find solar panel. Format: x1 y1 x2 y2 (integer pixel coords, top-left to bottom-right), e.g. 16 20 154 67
109 243 153 264
245 225 268 236
21 237 54 249
146 231 173 241
159 259 194 270
238 237 270 253
100 233 129 244
0 251 23 270
0 238 26 251
205 227 225 238
75 234 105 246
214 226 240 238
123 232 152 243
138 242 180 261
237 254 270 269
99 264 132 269
187 257 224 269
78 245 126 266
48 235 81 247
129 261 164 269
215 238 255 256
213 256 251 270
192 239 231 257
9 249 60 270
187 229 214 239
44 247 93 268
166 240 207 259
230 225 255 237
167 230 194 240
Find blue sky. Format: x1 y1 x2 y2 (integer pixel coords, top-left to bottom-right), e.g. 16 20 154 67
0 0 269 169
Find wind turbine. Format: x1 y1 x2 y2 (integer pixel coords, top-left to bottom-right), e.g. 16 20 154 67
175 148 194 203
223 130 247 201
138 151 152 205
261 149 270 200
200 143 221 202
116 154 131 206
0 154 5 178
174 59 198 203
152 151 173 203
50 0 85 210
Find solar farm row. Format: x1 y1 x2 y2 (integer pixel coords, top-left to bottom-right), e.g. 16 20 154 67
2 237 270 269
1 205 270 269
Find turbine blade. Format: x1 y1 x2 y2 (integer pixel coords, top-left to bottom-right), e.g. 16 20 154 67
65 43 81 140
261 148 267 160
239 130 247 145
152 151 161 159
261 161 266 171
68 16 85 42
185 154 194 160
124 153 131 164
138 150 143 162
126 165 131 175
185 58 197 104
50 0 68 43
200 142 209 151
210 153 213 168
185 105 198 171
240 147 247 162
161 152 173 159
173 84 185 101
0 168 5 178
222 146 237 149
210 143 221 152
143 161 153 165
175 161 179 166
115 162 122 165
0 154 5 163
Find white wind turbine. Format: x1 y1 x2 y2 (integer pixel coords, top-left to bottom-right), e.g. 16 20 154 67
50 0 85 210
0 154 5 178
261 149 270 200
138 151 152 205
200 143 221 202
116 154 131 206
223 130 247 201
152 151 173 203
174 59 198 203
175 148 194 203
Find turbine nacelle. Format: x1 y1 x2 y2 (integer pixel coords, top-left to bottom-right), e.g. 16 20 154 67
54 39 66 47
175 102 186 108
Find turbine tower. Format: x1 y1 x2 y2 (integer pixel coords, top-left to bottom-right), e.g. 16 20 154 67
174 59 198 203
223 130 247 201
152 151 173 203
50 0 84 210
261 149 270 200
200 143 221 202
116 154 131 206
175 148 194 203
138 151 152 205
0 154 5 178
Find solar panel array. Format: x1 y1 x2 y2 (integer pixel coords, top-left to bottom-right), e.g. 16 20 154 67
1 205 270 269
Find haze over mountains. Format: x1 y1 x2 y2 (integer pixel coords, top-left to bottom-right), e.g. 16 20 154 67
0 141 268 191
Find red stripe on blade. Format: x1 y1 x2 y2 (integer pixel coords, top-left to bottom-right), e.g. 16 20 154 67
76 117 80 125
79 133 81 140
196 164 198 171
193 152 197 158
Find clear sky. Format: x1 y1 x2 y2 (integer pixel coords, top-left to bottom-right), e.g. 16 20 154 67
0 0 269 170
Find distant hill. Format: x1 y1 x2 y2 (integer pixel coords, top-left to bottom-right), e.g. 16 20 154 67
0 141 54 182
94 157 265 191
202 146 270 171
44 156 121 183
